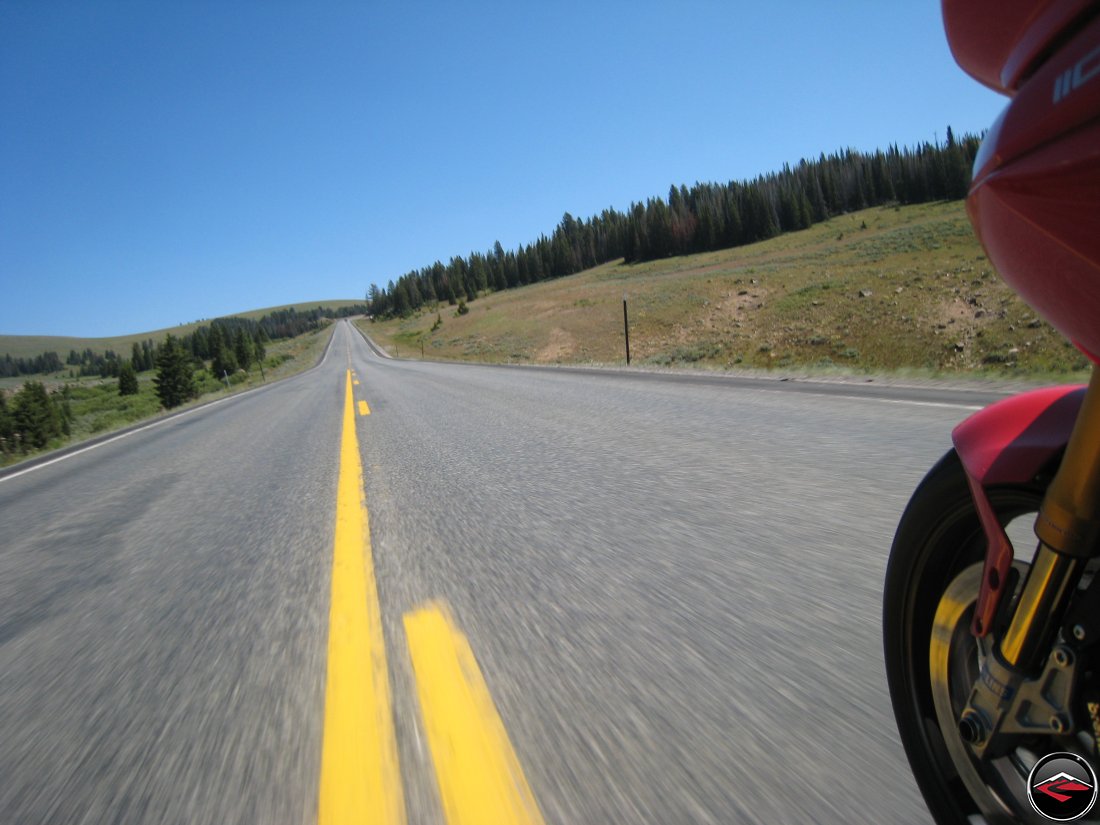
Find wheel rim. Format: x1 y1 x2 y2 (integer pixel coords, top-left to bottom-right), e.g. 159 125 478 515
930 562 1099 823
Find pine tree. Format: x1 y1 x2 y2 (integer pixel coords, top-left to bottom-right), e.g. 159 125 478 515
118 362 139 396
207 323 225 359
154 334 196 409
58 386 72 436
211 345 238 380
393 281 411 316
0 392 13 455
233 328 254 370
11 381 64 448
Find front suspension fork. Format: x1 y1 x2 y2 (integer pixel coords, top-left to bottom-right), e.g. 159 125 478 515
961 365 1100 756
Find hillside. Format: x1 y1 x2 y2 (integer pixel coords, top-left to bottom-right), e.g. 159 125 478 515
363 202 1088 379
0 300 365 362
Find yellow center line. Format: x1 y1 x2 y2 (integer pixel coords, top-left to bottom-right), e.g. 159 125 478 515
358 400 371 416
404 602 546 825
318 370 405 825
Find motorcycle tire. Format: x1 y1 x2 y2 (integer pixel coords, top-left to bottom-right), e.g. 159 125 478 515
883 448 1056 824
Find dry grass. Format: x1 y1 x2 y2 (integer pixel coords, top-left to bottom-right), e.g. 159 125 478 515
363 202 1089 380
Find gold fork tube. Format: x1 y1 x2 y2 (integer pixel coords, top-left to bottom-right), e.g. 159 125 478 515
999 545 1080 667
1036 367 1100 556
998 365 1100 669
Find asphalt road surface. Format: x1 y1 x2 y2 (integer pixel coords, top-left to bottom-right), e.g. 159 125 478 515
1 320 1010 824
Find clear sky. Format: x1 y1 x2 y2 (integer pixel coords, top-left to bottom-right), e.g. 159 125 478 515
1 1 1006 338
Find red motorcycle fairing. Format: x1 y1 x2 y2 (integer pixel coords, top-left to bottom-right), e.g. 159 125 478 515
943 0 1096 94
952 384 1086 636
947 1 1100 636
967 9 1100 363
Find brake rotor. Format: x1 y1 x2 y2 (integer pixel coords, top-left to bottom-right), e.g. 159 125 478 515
927 561 1088 824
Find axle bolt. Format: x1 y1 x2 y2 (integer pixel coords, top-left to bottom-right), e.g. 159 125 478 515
959 711 986 745
1051 714 1071 734
1074 624 1087 641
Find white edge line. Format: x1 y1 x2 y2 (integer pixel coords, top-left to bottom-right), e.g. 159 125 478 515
821 394 983 411
1 393 234 484
0 388 258 483
706 383 984 411
1 321 342 485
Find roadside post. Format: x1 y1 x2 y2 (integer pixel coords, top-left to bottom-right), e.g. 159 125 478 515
623 293 631 366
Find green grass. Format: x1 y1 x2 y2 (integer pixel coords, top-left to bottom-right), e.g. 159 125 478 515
0 299 363 361
1 323 335 468
66 380 164 439
361 202 1091 381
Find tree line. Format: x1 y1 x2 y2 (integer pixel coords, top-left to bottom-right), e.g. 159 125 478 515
1 352 65 377
1 305 367 379
367 129 980 318
1 304 369 456
1 332 208 458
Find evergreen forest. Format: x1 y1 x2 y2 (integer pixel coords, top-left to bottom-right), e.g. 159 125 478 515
367 131 980 319
0 305 366 379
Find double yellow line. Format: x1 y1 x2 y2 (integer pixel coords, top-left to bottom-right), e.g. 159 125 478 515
319 370 544 825
318 370 403 824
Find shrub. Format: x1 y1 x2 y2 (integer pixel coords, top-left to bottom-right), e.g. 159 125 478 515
118 362 139 396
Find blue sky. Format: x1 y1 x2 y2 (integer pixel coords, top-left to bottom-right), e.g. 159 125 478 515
1 1 1006 338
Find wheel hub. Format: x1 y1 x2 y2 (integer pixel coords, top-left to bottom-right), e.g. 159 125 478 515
930 562 1099 823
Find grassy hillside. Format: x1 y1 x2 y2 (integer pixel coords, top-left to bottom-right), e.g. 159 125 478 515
1 324 335 467
59 325 335 440
363 202 1088 379
0 299 364 361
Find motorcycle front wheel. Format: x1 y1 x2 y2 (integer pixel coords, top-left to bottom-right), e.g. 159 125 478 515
881 449 1094 824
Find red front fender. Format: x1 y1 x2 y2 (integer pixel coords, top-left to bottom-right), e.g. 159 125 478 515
954 385 1085 485
951 384 1085 636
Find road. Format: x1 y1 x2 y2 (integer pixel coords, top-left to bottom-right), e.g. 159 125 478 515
0 319 1004 824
